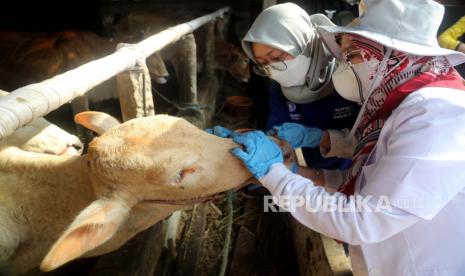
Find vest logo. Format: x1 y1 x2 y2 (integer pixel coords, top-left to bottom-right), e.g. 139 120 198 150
287 102 297 112
333 106 354 120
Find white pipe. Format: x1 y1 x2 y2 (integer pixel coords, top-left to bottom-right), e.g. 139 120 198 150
0 7 230 140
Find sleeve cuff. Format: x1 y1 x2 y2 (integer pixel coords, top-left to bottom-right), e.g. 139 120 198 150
259 163 293 191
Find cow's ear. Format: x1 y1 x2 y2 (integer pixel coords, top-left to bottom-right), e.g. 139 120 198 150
74 111 121 135
40 198 130 272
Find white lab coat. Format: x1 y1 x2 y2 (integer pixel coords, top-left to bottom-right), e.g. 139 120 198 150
260 87 465 275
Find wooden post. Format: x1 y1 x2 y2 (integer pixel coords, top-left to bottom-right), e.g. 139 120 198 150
173 204 207 276
172 34 197 105
263 0 277 10
215 13 229 41
203 22 215 79
197 22 218 127
290 219 352 276
172 33 206 128
116 61 155 121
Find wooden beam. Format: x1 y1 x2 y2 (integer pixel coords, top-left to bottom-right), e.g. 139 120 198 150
116 61 155 121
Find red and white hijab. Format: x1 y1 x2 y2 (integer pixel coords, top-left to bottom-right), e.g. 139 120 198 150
338 34 465 195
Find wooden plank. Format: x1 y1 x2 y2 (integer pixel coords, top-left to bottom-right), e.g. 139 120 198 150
172 34 197 105
90 223 165 276
173 204 207 276
228 197 257 276
202 22 215 78
116 62 154 121
321 235 353 276
290 219 352 276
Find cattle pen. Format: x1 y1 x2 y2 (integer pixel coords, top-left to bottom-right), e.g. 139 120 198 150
0 7 231 138
0 2 355 276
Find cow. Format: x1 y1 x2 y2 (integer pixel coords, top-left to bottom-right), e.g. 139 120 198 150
111 12 251 83
207 39 250 83
0 30 168 116
0 89 82 156
0 111 295 275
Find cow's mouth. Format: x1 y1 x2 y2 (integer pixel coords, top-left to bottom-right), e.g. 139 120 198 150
141 178 254 205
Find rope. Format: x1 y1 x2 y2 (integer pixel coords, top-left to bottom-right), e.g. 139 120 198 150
219 191 234 276
152 87 211 112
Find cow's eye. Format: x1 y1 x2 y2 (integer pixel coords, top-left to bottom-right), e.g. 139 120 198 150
175 167 197 183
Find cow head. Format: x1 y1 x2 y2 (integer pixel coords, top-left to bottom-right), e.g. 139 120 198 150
40 111 252 271
227 49 250 83
81 112 251 202
146 52 169 84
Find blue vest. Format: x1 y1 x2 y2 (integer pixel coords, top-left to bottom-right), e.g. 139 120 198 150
266 81 360 169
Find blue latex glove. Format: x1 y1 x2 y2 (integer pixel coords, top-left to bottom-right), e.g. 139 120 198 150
267 123 323 148
231 131 283 179
205 125 236 138
290 161 298 173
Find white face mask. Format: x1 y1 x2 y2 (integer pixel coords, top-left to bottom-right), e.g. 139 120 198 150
269 54 311 87
331 59 379 103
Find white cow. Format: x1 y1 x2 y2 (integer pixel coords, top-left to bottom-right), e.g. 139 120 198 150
0 111 259 275
0 90 82 156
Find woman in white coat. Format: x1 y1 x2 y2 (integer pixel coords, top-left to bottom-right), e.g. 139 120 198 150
228 0 465 275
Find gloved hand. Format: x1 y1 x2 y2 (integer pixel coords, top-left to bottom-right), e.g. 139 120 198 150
205 125 236 138
231 131 283 179
267 123 323 148
290 161 298 173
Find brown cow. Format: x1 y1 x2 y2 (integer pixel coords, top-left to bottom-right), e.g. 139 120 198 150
212 39 250 83
0 30 169 88
0 111 294 275
0 30 168 114
0 30 169 142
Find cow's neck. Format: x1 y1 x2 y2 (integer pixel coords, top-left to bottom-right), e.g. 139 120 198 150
0 146 95 201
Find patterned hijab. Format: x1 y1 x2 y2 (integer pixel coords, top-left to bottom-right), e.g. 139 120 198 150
338 34 465 195
242 3 336 103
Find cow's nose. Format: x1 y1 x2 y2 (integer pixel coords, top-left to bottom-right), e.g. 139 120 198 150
153 76 169 84
72 143 83 151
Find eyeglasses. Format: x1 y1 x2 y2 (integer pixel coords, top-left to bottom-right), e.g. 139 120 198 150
252 60 288 77
338 49 408 66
